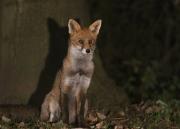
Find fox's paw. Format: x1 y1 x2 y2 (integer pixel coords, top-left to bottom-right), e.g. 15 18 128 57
48 100 61 122
40 94 61 122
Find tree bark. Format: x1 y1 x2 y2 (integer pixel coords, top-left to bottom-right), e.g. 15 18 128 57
0 0 127 110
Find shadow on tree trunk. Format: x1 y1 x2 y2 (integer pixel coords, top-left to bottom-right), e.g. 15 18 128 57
28 18 68 108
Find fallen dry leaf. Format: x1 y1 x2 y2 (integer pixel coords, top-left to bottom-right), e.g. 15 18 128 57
96 121 104 129
117 111 125 117
1 116 11 123
145 105 161 114
86 112 98 125
97 112 106 120
114 125 123 129
18 121 25 127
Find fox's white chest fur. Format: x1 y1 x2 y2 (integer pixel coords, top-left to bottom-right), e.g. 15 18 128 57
63 46 94 94
64 73 91 94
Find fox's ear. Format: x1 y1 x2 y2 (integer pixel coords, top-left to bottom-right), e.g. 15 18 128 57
68 19 81 34
89 20 102 35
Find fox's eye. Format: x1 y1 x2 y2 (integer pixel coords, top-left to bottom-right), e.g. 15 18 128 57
89 40 93 45
78 39 84 44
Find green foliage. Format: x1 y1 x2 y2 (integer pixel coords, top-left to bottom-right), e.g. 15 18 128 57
143 100 180 129
89 0 180 102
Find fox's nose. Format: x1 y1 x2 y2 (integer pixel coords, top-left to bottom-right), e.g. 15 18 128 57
86 49 90 53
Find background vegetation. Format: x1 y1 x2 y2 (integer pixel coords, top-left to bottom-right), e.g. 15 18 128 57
89 0 180 103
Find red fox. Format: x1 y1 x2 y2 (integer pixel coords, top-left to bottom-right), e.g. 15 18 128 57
40 19 102 126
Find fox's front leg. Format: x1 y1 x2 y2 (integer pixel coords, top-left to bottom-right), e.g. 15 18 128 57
68 93 87 126
40 92 61 122
84 98 88 119
68 95 77 125
76 92 88 127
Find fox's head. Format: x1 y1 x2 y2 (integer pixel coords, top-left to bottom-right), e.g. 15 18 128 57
68 19 102 56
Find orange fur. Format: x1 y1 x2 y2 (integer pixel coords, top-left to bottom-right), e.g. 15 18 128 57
40 19 102 127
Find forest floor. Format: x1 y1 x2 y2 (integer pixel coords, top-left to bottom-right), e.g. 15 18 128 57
0 100 179 129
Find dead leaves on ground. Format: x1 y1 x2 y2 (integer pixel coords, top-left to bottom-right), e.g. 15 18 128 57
0 100 179 129
86 100 180 129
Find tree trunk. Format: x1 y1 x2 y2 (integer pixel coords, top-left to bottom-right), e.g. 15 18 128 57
0 0 127 110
